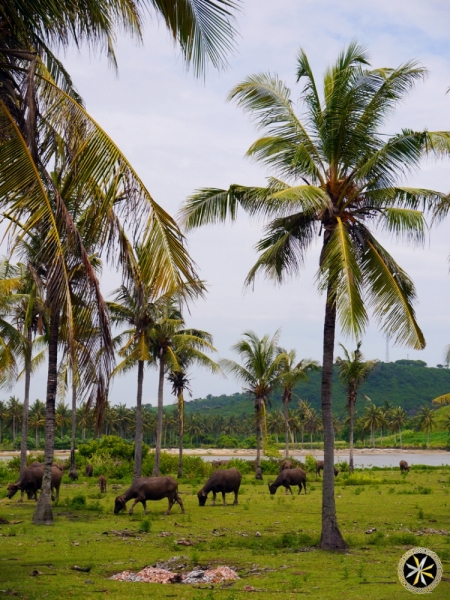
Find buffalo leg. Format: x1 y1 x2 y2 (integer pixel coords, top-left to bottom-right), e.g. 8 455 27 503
129 498 141 514
233 490 238 505
222 492 227 506
175 493 185 514
285 485 293 495
165 496 175 515
211 491 216 507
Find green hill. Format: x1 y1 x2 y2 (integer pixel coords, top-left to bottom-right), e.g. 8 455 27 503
182 362 450 418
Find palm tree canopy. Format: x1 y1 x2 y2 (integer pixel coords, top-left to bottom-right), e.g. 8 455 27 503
181 43 450 350
276 348 319 403
336 342 377 392
220 330 285 403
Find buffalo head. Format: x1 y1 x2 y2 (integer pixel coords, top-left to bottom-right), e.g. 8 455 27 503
7 483 19 499
268 483 277 495
114 495 126 514
197 490 207 506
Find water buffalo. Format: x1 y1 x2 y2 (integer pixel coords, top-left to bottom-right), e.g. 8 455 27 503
268 468 307 495
279 459 293 471
69 468 78 481
197 468 242 506
211 460 230 469
98 475 107 493
315 460 339 477
400 460 410 472
85 464 93 477
114 476 184 515
7 465 63 502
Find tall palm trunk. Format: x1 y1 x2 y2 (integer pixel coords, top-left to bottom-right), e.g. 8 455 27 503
133 360 144 480
177 391 184 478
284 399 289 459
400 427 402 450
319 288 346 550
33 311 59 525
255 399 263 479
20 327 32 474
348 398 355 473
70 378 77 473
153 349 165 476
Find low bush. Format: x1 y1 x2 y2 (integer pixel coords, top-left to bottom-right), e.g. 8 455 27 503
216 435 239 448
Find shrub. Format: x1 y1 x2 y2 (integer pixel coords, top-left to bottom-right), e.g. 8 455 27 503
216 435 239 449
13 436 36 450
240 436 256 449
304 455 317 473
70 494 87 509
228 458 252 474
140 517 152 533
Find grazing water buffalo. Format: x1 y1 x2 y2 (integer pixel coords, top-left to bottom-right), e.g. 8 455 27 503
315 460 339 477
198 468 242 506
400 460 410 472
268 468 307 495
98 475 107 493
211 460 230 469
7 465 63 502
279 460 293 471
85 464 93 477
69 468 78 481
114 476 184 515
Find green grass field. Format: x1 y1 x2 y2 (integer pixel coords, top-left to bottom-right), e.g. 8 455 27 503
1 467 450 599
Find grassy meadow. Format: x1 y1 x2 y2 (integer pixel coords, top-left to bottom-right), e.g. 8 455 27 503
1 464 450 599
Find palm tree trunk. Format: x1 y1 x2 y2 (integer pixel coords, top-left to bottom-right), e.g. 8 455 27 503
20 327 32 474
255 401 263 480
153 350 165 477
70 379 77 472
284 400 290 458
33 311 59 525
35 427 38 448
133 360 144 480
319 287 346 550
400 427 402 450
178 391 184 478
349 397 355 473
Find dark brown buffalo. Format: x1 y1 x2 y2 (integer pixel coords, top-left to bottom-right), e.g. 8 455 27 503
268 468 307 495
197 468 241 506
7 465 63 502
98 475 107 493
211 460 230 469
315 460 339 477
69 468 78 481
114 476 184 515
280 459 293 471
85 464 93 477
400 460 410 472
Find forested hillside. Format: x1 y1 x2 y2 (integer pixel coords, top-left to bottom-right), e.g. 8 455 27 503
182 362 450 418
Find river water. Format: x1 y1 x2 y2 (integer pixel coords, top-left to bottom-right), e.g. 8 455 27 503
1 452 449 468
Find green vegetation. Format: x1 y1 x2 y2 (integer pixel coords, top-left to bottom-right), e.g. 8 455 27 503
1 457 450 598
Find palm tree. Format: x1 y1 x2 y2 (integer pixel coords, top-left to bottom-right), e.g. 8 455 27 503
390 406 407 449
29 399 46 448
362 402 384 448
336 342 376 471
277 350 318 458
0 400 7 444
180 44 450 549
167 338 219 478
7 396 22 442
417 405 436 449
55 402 71 439
220 330 284 479
148 298 216 476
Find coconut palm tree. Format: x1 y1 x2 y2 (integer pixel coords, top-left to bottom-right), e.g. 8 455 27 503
220 330 285 479
7 396 22 442
417 405 436 449
0 400 7 444
167 338 220 477
336 342 376 471
362 402 384 448
55 402 71 439
390 406 407 449
180 43 450 549
29 399 45 448
277 350 318 458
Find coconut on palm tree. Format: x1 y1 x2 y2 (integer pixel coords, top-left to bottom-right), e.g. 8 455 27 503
220 330 285 479
336 342 376 471
180 43 450 549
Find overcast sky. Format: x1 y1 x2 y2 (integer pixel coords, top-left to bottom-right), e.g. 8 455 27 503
7 0 450 408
